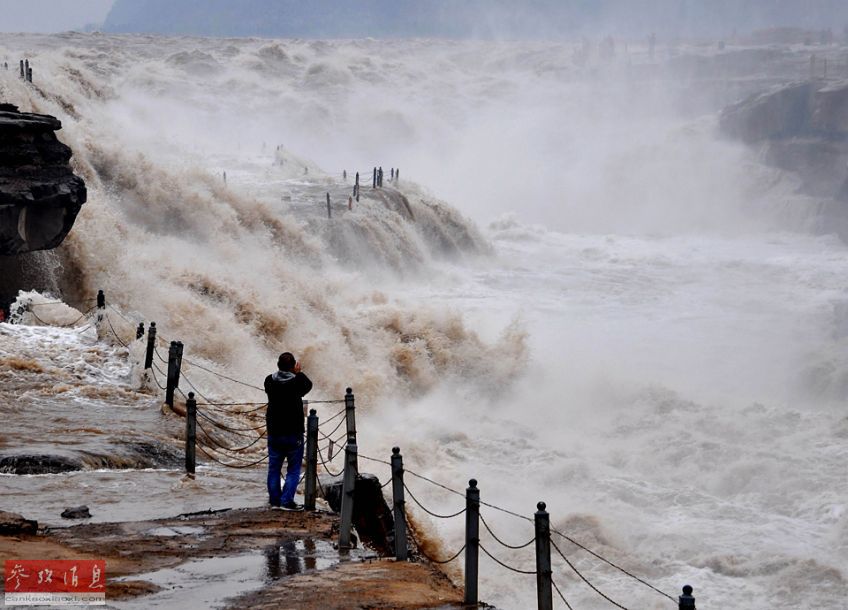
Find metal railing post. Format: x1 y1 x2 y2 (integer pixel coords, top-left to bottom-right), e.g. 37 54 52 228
344 387 357 449
464 479 480 606
185 392 196 475
305 409 319 511
165 340 183 407
391 447 407 560
144 322 156 369
338 437 358 549
175 341 184 392
535 501 553 610
679 585 696 609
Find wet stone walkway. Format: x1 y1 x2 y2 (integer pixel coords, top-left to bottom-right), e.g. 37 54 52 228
0 506 464 609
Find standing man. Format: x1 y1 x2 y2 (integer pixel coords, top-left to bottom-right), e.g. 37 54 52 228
264 352 313 510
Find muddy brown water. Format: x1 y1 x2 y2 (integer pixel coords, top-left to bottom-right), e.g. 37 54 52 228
0 322 270 525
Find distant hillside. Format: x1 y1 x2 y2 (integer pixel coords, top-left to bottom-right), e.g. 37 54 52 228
102 0 848 39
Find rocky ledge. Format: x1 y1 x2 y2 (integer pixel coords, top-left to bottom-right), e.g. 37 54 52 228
0 103 86 255
720 80 848 200
0 506 463 609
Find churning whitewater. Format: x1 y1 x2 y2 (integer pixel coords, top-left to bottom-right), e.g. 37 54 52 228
1 33 847 609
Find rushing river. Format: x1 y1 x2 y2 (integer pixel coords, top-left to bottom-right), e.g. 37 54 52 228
0 33 846 609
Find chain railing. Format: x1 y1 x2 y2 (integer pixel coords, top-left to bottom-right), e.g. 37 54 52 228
13 289 698 610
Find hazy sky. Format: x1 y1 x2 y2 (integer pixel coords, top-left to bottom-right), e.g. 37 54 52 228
0 0 114 32
2 0 848 37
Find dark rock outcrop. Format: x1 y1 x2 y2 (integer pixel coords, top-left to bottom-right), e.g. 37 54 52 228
319 472 394 555
61 505 92 519
811 81 848 135
0 103 86 255
720 80 848 238
719 81 816 143
720 80 848 143
0 441 182 474
0 453 83 475
0 510 38 535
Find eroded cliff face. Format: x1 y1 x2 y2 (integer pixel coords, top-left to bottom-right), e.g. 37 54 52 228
720 80 848 196
719 80 848 237
0 103 86 255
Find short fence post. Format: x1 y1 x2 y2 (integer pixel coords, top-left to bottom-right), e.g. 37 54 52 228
372 167 377 188
165 340 184 408
679 585 696 609
355 172 360 201
136 322 144 340
27 67 32 83
390 447 407 560
344 387 356 444
185 392 196 475
326 192 331 219
176 341 184 394
338 437 358 549
304 408 319 511
465 479 480 606
396 168 399 183
144 322 157 369
19 60 24 79
344 387 357 473
535 502 553 610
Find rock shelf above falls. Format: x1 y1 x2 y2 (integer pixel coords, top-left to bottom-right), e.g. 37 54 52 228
0 103 86 255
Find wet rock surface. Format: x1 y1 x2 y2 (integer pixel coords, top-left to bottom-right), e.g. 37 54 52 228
0 453 82 474
0 506 463 609
0 441 182 474
61 505 91 519
720 81 815 143
0 510 37 535
319 472 395 555
720 79 848 237
0 103 87 255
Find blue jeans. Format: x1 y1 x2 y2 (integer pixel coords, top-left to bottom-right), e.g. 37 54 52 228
267 434 304 506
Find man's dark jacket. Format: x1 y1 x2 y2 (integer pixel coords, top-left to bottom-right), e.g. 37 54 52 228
264 370 313 436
